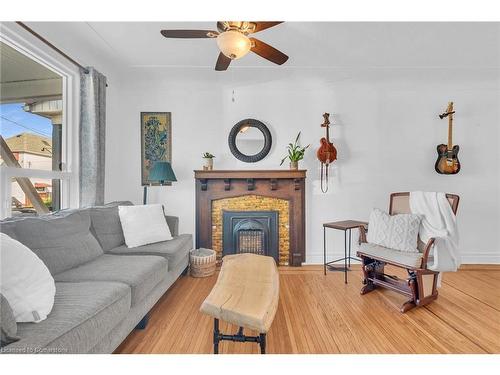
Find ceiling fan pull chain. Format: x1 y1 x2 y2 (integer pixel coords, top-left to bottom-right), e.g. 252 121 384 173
231 69 235 103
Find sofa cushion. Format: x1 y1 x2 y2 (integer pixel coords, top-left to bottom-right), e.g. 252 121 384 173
1 294 20 347
358 242 423 268
0 210 103 275
164 215 179 237
54 255 168 306
2 282 130 354
108 234 192 271
88 201 133 251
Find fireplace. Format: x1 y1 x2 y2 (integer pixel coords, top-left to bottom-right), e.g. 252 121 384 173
195 170 306 266
222 210 279 261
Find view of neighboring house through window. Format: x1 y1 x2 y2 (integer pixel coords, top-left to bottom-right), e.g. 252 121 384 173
0 41 64 217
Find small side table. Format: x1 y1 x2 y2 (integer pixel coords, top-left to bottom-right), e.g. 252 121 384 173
323 220 368 283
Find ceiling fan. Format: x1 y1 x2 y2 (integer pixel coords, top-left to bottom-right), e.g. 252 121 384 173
160 21 289 71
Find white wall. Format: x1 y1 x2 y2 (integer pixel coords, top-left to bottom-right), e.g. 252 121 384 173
105 70 500 264
105 75 224 233
218 77 500 264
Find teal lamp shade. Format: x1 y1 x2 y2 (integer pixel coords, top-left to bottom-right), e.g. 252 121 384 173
149 161 177 184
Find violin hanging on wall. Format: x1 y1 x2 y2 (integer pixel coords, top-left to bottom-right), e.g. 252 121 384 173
435 102 461 175
316 113 337 193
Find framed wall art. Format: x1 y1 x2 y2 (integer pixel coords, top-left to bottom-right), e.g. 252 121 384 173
140 112 172 185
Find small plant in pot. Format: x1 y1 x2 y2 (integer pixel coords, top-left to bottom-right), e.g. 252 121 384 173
280 132 310 170
202 152 215 170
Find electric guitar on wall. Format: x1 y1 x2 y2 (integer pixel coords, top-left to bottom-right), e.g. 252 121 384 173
435 102 461 175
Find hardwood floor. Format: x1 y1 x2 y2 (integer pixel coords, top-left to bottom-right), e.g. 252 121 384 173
115 265 500 354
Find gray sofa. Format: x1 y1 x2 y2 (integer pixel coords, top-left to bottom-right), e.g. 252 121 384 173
0 201 192 354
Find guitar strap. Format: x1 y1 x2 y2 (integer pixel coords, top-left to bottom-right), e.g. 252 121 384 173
320 162 329 193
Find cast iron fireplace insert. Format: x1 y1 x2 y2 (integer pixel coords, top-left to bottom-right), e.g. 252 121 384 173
222 210 279 262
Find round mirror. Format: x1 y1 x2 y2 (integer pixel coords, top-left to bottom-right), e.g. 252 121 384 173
235 126 265 155
228 119 272 163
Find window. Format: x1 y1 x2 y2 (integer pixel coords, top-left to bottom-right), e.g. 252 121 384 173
10 177 61 214
1 102 61 172
0 35 77 218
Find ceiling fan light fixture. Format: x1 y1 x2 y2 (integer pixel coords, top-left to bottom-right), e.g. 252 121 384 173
216 30 251 60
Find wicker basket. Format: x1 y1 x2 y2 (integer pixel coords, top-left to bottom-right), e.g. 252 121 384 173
190 248 217 278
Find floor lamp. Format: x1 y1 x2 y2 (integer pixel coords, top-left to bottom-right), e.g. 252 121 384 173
143 161 177 204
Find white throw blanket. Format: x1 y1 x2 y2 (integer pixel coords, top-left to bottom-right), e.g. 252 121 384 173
409 192 460 277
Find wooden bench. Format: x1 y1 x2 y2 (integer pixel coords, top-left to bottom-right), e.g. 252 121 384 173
200 253 279 354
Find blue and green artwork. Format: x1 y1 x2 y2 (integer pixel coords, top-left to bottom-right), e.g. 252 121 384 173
141 112 171 185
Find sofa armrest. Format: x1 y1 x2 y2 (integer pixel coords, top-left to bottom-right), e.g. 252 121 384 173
164 215 179 237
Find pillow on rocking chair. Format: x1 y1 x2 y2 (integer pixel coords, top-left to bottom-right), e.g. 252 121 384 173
367 208 422 253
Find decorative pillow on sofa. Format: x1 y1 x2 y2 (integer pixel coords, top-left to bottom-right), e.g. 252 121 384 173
118 204 173 248
367 208 422 253
0 233 56 322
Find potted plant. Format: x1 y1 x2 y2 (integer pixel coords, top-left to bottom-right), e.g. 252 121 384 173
202 152 215 170
280 132 310 170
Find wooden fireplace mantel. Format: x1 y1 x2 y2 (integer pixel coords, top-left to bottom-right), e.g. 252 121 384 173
195 169 306 266
194 169 307 179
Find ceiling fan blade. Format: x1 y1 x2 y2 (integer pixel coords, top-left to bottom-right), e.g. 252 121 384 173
160 30 218 38
216 22 226 32
250 38 289 65
252 22 283 33
215 53 231 71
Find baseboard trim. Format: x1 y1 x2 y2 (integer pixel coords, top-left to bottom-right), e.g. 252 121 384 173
460 253 500 264
305 252 500 265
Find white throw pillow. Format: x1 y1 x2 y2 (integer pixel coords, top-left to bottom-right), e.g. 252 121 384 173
118 204 173 248
0 233 56 322
367 208 422 253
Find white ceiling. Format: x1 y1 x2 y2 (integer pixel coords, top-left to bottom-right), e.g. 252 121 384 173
19 21 499 88
25 22 500 70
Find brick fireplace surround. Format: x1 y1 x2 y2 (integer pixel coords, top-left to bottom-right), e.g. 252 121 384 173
195 170 306 266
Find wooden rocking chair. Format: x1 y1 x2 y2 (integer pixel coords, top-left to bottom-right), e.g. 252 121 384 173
356 192 459 313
